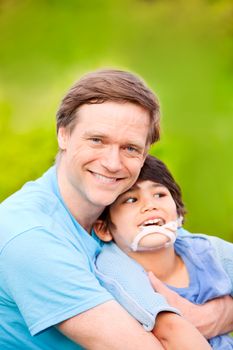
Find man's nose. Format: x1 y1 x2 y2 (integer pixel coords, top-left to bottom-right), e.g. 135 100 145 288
100 146 123 173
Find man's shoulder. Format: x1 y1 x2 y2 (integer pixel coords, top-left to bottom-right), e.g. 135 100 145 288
0 166 65 251
1 168 58 216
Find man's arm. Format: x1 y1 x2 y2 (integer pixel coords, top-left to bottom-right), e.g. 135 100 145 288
58 300 211 349
58 300 164 350
149 271 233 338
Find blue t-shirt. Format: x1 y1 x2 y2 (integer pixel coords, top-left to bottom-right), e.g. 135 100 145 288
0 166 114 349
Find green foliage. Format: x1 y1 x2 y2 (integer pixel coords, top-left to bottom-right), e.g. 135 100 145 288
0 0 232 241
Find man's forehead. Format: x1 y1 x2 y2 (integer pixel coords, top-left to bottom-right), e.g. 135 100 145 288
77 101 150 123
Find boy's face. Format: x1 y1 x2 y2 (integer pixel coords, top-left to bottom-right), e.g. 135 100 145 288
107 180 178 251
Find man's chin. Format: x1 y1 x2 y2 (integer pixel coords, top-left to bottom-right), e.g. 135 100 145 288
91 194 120 208
89 182 135 207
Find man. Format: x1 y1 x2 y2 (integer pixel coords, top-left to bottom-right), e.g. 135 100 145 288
0 69 232 349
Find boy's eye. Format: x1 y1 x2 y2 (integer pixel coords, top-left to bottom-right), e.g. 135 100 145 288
153 192 166 198
125 197 137 203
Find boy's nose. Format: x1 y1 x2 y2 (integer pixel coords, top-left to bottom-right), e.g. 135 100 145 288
140 198 158 212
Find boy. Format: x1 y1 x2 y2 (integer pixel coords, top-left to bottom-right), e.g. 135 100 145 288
94 155 233 349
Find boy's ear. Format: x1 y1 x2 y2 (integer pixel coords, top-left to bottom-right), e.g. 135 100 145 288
94 220 113 242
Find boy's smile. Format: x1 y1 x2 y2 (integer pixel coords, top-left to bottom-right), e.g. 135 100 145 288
139 217 166 228
108 180 178 252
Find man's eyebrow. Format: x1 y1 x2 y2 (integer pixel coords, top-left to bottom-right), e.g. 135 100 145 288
83 130 107 137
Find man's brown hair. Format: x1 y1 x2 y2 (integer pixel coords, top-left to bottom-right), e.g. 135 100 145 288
56 69 160 145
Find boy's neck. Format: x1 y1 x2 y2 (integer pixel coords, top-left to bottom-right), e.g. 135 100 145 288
128 247 189 288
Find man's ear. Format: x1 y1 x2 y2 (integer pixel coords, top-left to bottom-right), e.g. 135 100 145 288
57 127 68 150
142 146 149 164
94 220 113 242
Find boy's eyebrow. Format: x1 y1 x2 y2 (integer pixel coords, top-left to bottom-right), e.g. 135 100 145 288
123 182 166 193
150 183 166 189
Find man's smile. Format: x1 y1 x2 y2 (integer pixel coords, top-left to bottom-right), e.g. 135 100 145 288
89 170 124 184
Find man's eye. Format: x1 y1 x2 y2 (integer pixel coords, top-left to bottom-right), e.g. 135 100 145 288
127 146 136 152
125 197 137 203
90 137 102 144
125 145 139 154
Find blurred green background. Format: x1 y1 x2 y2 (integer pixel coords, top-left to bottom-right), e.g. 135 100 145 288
0 0 232 241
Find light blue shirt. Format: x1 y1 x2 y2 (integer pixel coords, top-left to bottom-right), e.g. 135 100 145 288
96 230 233 349
0 166 113 349
171 233 233 349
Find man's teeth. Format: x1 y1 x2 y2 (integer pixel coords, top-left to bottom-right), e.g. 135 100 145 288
93 173 117 184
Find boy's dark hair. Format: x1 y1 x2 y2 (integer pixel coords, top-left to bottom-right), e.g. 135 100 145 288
99 155 186 230
138 155 186 217
56 69 160 145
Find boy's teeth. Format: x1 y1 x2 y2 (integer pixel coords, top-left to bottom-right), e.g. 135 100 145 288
143 219 159 226
142 218 165 226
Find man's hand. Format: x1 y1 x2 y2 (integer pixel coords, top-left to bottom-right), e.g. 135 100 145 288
154 312 211 349
149 271 233 338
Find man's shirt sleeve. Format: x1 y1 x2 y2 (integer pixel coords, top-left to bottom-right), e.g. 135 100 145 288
1 228 113 336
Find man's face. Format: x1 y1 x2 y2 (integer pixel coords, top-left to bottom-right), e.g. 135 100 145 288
58 101 150 210
108 180 178 252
